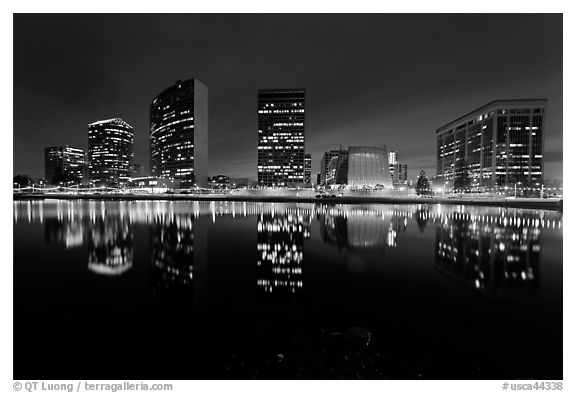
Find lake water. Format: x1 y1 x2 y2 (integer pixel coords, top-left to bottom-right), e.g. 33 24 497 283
13 200 563 379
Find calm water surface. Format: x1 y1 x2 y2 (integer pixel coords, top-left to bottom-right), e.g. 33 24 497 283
13 200 563 379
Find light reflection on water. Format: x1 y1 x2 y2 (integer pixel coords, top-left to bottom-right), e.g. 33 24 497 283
14 199 562 297
13 199 563 379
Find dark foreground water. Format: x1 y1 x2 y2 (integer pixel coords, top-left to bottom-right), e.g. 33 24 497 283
13 200 562 380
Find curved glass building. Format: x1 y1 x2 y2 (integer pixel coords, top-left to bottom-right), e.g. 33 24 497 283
150 79 208 188
347 146 392 188
88 118 134 187
327 146 392 188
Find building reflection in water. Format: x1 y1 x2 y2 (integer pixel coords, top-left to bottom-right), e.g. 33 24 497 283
44 218 85 248
38 202 134 275
87 216 133 276
256 208 311 294
16 200 562 297
432 207 543 295
150 214 195 296
318 205 407 251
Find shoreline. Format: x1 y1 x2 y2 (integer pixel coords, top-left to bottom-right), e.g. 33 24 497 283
13 192 563 212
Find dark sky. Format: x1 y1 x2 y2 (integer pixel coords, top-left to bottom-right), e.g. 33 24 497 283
14 14 563 181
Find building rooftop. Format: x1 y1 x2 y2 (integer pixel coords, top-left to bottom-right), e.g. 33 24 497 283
436 99 548 134
88 118 133 128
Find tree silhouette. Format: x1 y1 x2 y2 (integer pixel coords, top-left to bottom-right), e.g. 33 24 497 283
415 207 429 233
13 174 32 188
415 170 431 196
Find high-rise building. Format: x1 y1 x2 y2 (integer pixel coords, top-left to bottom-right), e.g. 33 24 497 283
88 118 134 187
388 150 398 165
436 99 546 188
304 154 312 184
320 150 340 185
45 145 88 185
150 79 209 188
257 88 305 186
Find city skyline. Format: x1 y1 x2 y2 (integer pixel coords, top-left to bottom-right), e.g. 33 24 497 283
14 14 563 181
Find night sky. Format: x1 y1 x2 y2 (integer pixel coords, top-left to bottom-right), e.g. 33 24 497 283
13 14 563 181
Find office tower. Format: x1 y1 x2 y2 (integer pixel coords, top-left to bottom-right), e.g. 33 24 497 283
257 88 305 186
304 154 312 184
388 150 398 165
88 118 134 187
436 99 546 188
320 150 340 185
44 145 88 185
150 78 208 188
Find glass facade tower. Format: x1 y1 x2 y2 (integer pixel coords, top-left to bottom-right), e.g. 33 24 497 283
88 118 134 187
257 88 305 187
150 79 209 188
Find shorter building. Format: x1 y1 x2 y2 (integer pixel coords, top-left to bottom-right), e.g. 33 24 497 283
127 177 179 192
347 146 392 188
45 145 88 185
326 156 337 185
387 150 408 186
316 173 321 185
132 163 143 178
320 150 340 185
88 118 134 187
211 175 230 188
304 154 312 184
391 163 408 185
229 178 258 188
325 146 393 189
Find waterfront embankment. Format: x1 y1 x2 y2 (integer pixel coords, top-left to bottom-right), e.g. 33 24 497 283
13 192 563 211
